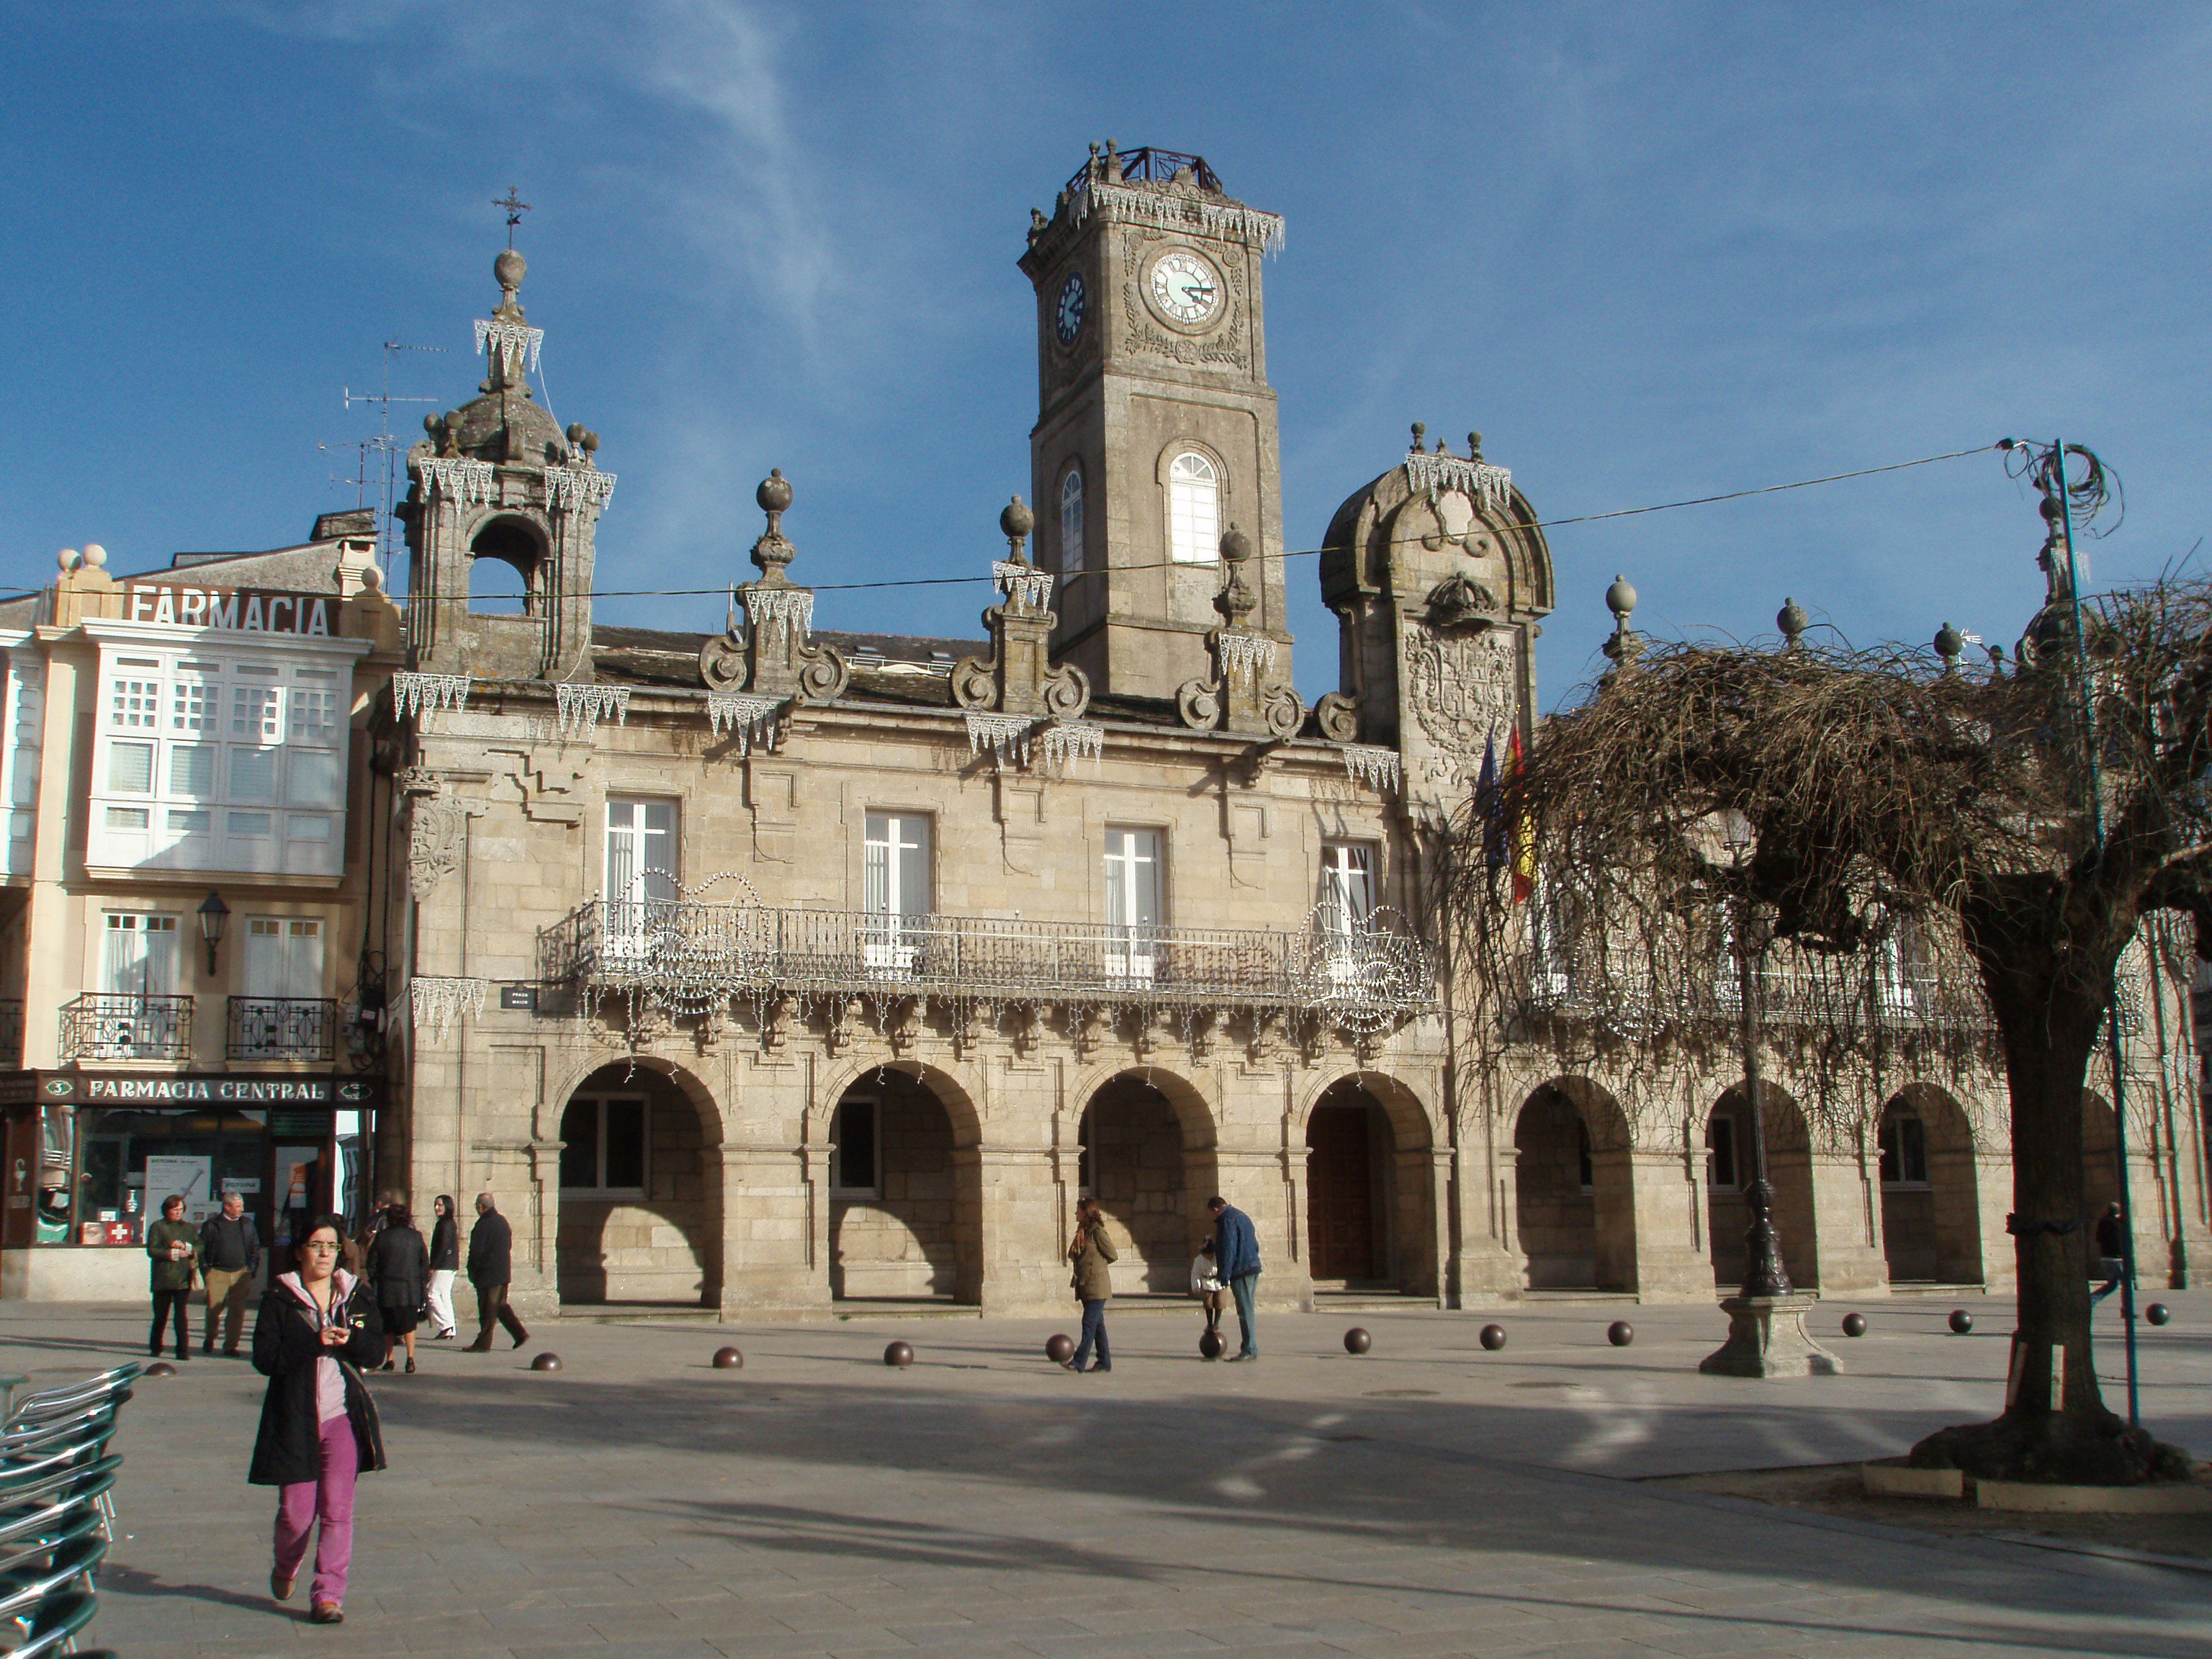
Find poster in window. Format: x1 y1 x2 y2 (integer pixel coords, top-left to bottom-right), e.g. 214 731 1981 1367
144 1154 215 1223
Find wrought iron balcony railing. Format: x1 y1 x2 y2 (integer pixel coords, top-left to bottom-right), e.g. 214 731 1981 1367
0 999 22 1069
228 997 338 1062
1508 955 1995 1038
60 994 194 1062
543 901 1434 1020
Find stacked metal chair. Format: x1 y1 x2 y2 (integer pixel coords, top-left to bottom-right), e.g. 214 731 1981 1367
0 1363 137 1657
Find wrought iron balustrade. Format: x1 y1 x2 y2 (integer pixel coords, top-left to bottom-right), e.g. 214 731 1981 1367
1509 955 1993 1037
542 900 1434 1018
60 994 193 1062
228 997 338 1062
1064 147 1223 196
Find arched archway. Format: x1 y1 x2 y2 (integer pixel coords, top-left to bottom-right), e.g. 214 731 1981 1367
1878 1084 1982 1285
554 1060 721 1308
468 514 544 614
1078 1068 1218 1293
1513 1078 1636 1292
1305 1074 1437 1295
1706 1084 1817 1290
826 1061 983 1304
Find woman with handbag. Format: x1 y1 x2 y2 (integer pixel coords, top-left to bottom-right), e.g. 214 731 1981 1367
365 1202 430 1373
251 1213 387 1625
1064 1197 1116 1374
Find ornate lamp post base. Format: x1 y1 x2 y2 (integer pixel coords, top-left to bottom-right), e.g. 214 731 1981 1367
1699 1292 1842 1378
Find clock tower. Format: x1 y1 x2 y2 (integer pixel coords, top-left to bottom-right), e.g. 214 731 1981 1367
1018 143 1290 702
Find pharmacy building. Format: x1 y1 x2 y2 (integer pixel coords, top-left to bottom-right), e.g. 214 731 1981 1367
4 143 2207 1317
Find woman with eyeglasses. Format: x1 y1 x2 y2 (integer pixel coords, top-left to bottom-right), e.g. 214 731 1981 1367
249 1213 387 1626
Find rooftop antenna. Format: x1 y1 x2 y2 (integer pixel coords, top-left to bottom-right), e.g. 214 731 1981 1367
494 186 531 248
340 340 445 571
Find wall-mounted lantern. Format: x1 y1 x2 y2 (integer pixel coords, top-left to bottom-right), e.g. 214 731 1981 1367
197 891 230 977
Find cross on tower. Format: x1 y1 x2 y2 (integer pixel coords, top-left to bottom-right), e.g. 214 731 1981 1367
494 186 531 247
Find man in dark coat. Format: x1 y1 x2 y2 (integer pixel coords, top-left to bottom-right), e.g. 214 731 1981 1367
200 1190 262 1356
463 1192 531 1352
1208 1195 1263 1362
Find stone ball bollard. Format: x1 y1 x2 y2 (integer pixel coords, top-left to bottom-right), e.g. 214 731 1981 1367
1199 1328 1226 1360
144 1361 178 1379
1045 1333 1075 1364
711 1346 744 1370
530 1352 562 1372
1343 1327 1372 1355
2145 1303 2172 1326
1606 1321 1634 1347
1478 1324 1507 1352
1948 1309 1974 1334
884 1340 914 1368
1840 1313 1867 1338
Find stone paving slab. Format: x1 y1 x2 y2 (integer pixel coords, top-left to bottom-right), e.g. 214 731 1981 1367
6 1291 2208 1655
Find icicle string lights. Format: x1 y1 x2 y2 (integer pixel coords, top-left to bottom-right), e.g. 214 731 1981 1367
1341 745 1402 793
391 673 473 719
1216 634 1278 677
993 562 1056 611
556 683 631 739
1040 720 1105 769
965 712 1033 764
743 586 814 638
544 466 617 513
416 459 496 506
707 691 782 754
472 318 544 374
1071 181 1286 255
1404 451 1513 513
408 975 490 1038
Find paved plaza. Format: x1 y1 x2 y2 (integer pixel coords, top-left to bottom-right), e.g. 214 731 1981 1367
11 1292 2209 1658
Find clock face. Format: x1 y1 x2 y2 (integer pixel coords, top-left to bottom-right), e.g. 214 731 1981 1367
1147 249 1220 326
1054 271 1086 346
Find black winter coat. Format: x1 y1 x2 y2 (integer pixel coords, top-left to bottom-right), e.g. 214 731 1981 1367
367 1224 429 1310
429 1213 459 1272
467 1210 512 1286
248 1271 387 1487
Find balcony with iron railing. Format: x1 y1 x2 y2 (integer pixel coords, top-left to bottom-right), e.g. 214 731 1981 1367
542 901 1435 1020
228 997 338 1063
1508 953 1996 1039
60 994 194 1062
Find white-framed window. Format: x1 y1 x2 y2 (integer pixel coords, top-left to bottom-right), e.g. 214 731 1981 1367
86 643 351 876
1166 451 1220 565
830 1097 881 1198
558 1096 648 1196
102 913 179 997
243 917 324 998
1059 467 1085 574
863 813 931 976
1879 1115 1929 1187
1102 826 1162 981
603 798 678 961
1319 842 1376 931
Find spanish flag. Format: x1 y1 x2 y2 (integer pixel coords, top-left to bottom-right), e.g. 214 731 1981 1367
1506 724 1535 905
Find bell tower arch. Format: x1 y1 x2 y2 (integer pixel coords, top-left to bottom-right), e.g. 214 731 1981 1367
398 248 615 683
1019 143 1290 702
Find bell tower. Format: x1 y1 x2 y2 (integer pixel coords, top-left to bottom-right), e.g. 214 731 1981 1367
1019 143 1290 702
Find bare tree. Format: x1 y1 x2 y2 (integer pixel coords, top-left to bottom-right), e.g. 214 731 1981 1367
1458 475 2199 1485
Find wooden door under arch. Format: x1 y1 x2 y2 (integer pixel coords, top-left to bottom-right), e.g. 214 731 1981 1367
1306 1105 1377 1282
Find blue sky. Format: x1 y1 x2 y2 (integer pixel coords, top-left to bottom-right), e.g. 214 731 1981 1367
1 2 2206 706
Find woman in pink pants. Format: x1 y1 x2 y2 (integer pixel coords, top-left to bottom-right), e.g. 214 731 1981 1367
249 1213 386 1624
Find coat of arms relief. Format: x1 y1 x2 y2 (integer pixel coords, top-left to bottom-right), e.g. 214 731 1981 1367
1402 624 1519 803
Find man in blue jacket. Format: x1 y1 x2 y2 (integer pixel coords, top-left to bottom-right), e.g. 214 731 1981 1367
1208 1195 1261 1361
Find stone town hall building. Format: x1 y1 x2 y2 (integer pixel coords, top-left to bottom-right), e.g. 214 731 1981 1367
3 144 2207 1315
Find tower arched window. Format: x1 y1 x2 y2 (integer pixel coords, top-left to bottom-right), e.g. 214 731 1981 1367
1059 467 1084 573
1166 451 1219 565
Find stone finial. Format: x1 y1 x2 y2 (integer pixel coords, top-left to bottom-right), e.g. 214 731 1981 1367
81 543 107 569
1935 621 1964 675
752 469 796 580
1467 431 1484 461
1213 524 1257 624
1602 574 1642 673
1778 598 1808 651
494 248 526 319
1000 495 1035 565
1409 421 1427 454
57 548 79 571
566 423 601 466
1985 643 2007 679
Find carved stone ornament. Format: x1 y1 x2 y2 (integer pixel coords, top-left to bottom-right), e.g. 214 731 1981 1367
400 770 477 902
1313 692 1359 743
699 470 851 703
1425 573 1503 631
1403 624 1518 798
953 498 1092 723
1177 525 1303 739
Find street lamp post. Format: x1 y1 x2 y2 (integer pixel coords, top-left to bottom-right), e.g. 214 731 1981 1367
1724 813 1792 1300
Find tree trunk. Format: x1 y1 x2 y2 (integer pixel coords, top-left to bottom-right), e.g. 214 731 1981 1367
1910 914 2190 1484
